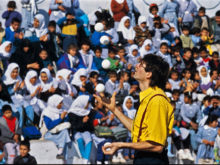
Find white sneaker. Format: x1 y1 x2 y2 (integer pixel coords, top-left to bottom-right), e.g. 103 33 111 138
117 152 126 163
97 161 102 164
104 161 109 164
177 149 187 159
112 155 120 163
184 149 194 161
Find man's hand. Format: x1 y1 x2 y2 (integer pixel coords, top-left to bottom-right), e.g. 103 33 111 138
93 92 117 113
102 142 121 155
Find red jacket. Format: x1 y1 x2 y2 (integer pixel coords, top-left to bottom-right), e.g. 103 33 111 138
111 0 129 22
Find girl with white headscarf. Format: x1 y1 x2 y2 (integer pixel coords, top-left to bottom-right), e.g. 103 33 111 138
68 95 94 164
117 16 135 48
122 96 136 159
134 16 151 47
2 63 35 127
0 41 13 71
24 70 46 117
198 66 214 95
139 39 156 58
25 14 48 41
127 44 140 70
39 68 59 102
56 69 77 109
40 94 71 159
71 68 90 95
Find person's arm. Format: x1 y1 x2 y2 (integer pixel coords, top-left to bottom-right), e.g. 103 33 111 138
103 140 164 155
44 116 62 130
94 92 133 131
180 104 191 123
49 0 59 10
2 11 10 19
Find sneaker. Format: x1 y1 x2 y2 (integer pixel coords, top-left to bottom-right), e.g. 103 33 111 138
56 154 65 159
112 155 120 163
104 161 109 164
97 161 102 164
177 149 186 160
184 149 194 161
167 151 175 158
117 153 126 163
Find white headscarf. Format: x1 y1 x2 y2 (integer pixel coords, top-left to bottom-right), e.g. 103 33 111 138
138 16 147 31
25 70 40 94
2 63 22 85
29 14 48 37
128 44 139 57
0 41 12 59
117 16 135 40
39 68 58 92
68 95 91 116
71 68 88 87
122 96 136 119
39 94 64 127
115 0 124 4
198 66 211 85
139 39 155 58
56 69 72 94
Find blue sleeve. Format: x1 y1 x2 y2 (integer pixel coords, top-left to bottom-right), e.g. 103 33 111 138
62 0 72 8
196 107 203 123
159 2 167 18
76 17 83 28
49 0 59 10
5 28 15 42
196 127 203 144
72 0 79 8
180 105 191 123
2 11 10 19
57 17 66 26
25 36 40 42
203 106 210 115
44 116 62 130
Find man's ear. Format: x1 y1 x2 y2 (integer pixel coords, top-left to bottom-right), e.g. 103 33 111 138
146 72 152 79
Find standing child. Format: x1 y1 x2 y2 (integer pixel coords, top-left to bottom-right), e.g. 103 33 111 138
107 48 122 71
2 1 22 28
14 140 37 164
0 105 21 164
180 26 194 49
196 115 218 164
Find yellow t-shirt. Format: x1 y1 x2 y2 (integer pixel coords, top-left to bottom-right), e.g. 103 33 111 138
131 86 174 146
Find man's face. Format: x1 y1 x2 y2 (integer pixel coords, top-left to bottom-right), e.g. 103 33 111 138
134 61 148 82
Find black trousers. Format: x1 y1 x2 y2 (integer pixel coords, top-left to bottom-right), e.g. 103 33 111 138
133 149 169 165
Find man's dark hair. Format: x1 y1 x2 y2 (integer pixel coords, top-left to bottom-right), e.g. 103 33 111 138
20 140 30 150
11 17 21 24
142 54 169 89
2 104 12 113
7 1 16 8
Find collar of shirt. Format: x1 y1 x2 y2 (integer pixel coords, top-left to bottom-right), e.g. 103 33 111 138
10 26 15 32
139 86 157 103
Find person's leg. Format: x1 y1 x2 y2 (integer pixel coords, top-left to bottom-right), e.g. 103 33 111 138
81 131 92 160
4 143 16 164
75 132 85 158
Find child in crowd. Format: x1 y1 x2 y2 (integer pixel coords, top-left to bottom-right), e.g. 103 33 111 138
196 115 218 164
171 46 185 73
57 44 79 73
14 140 37 164
190 28 201 47
0 22 5 45
168 69 181 90
127 44 140 71
199 46 211 68
2 1 22 28
180 26 194 49
107 48 122 71
157 42 173 68
38 49 53 71
0 105 21 164
105 71 119 97
139 39 155 58
209 52 220 73
147 3 159 30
